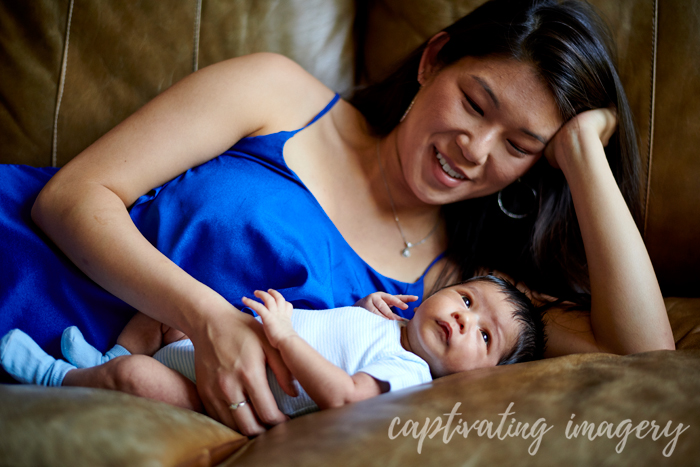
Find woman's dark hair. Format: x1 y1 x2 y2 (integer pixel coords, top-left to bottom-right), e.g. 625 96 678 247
352 0 642 303
447 275 547 365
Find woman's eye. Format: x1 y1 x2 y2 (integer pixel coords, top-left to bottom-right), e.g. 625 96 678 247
464 94 484 116
462 296 471 308
508 140 529 155
481 330 490 346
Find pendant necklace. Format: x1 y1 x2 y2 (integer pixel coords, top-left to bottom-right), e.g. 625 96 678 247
376 141 440 257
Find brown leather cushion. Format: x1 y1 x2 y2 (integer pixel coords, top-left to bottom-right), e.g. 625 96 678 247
227 349 700 466
0 384 246 467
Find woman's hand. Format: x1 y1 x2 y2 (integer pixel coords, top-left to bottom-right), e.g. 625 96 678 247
544 107 617 170
243 289 297 348
189 302 296 436
354 292 417 321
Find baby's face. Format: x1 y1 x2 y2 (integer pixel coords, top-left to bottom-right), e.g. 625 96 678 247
405 281 519 377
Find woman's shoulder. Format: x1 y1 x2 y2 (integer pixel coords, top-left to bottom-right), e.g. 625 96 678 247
212 53 338 135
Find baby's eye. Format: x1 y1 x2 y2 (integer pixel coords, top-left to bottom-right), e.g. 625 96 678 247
481 330 489 346
462 296 471 308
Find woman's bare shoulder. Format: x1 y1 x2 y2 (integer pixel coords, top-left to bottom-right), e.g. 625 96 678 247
44 53 339 208
214 53 338 135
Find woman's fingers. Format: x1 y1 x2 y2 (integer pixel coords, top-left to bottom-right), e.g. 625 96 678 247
544 107 619 169
598 107 617 146
194 359 267 435
191 311 290 436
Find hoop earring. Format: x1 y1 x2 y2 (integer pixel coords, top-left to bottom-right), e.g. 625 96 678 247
497 178 538 219
399 95 416 123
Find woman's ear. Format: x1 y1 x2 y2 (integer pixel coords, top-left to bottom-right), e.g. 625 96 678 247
417 32 451 86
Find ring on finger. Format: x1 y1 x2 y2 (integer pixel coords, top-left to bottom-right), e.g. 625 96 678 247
229 399 250 411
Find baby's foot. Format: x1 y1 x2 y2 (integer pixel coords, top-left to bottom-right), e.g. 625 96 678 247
61 326 130 368
0 329 75 386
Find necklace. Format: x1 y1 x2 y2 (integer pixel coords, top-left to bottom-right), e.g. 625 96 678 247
375 141 440 257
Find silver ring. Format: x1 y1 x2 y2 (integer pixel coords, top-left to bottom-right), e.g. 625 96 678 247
229 400 250 411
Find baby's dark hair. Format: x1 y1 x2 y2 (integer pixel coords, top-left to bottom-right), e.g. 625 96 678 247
453 275 547 365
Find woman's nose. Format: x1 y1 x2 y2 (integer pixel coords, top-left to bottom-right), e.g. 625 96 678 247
457 130 494 166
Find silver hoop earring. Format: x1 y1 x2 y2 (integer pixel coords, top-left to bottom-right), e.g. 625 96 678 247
400 95 417 123
497 178 538 219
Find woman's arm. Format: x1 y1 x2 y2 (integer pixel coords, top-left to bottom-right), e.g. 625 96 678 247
244 290 386 409
543 108 675 355
31 53 335 434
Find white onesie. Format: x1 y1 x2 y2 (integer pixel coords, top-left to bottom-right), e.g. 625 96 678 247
153 306 432 417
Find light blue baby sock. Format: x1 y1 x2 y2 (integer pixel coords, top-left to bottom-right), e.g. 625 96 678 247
0 329 76 386
61 326 131 368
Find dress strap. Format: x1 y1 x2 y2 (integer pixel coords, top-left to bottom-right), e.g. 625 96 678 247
419 252 446 281
291 94 341 134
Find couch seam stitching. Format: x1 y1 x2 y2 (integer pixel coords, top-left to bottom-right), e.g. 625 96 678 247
193 0 202 72
51 0 75 168
643 0 658 238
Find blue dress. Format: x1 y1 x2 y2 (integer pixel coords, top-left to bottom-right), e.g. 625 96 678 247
0 94 442 362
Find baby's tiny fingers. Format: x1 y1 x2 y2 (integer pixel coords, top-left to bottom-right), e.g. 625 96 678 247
376 300 397 319
396 295 419 303
242 296 267 316
382 295 409 309
254 290 278 310
268 289 288 310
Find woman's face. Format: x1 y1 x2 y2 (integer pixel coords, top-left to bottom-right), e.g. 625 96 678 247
398 53 563 205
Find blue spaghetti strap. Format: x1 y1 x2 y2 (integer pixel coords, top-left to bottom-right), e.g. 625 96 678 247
418 252 446 281
291 94 341 135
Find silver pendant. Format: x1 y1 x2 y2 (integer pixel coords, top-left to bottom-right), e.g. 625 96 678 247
401 243 412 257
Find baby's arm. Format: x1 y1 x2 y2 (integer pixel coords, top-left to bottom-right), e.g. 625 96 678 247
242 290 388 410
354 292 418 321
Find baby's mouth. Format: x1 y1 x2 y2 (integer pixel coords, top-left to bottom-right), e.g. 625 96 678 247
435 149 466 180
437 320 452 343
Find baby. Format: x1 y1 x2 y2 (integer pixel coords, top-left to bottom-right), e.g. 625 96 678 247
1 275 545 417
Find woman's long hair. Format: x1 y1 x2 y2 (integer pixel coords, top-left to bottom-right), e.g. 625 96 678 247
352 0 641 302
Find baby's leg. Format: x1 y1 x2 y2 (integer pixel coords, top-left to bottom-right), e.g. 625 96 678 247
62 312 187 368
63 355 203 412
115 312 187 356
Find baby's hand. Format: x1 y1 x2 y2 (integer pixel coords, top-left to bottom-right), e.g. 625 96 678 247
354 292 418 321
242 289 296 349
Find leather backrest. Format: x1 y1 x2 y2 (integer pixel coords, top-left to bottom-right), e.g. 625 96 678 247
0 0 355 167
643 0 700 295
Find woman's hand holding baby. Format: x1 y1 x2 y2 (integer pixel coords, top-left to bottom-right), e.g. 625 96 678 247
354 292 417 321
188 299 294 436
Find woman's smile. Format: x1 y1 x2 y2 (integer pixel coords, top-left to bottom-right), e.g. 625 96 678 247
435 149 467 181
432 147 469 189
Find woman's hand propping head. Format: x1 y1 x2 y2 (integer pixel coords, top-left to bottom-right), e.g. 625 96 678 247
544 107 618 171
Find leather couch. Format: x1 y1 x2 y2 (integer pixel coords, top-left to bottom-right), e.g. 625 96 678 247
1 1 699 465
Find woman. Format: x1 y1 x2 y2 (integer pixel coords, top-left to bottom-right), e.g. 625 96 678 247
0 0 673 435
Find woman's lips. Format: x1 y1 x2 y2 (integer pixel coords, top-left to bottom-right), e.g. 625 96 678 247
432 147 469 188
435 149 467 180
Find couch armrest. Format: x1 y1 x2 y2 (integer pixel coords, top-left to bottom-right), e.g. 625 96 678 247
0 384 246 467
